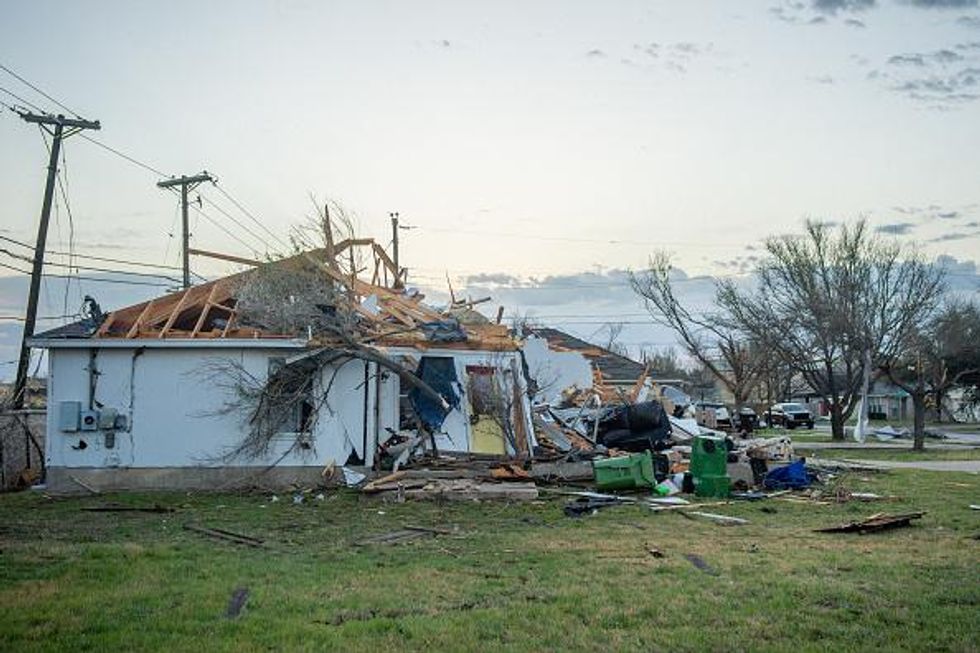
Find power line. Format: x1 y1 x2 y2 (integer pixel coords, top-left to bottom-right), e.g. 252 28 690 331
0 62 80 117
0 248 181 282
210 182 292 251
197 192 279 256
0 314 80 322
0 235 188 272
187 202 263 257
79 134 170 177
0 84 44 113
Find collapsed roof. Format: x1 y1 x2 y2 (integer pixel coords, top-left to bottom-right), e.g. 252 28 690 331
34 244 517 351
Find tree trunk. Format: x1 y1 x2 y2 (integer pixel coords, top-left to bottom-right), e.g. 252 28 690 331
912 392 926 452
830 403 845 441
933 387 945 423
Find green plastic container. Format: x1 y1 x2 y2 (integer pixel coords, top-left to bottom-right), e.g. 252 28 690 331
691 435 730 498
695 474 731 498
593 451 657 491
691 435 728 477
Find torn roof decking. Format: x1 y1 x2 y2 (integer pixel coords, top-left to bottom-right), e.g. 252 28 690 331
527 327 649 384
37 247 520 351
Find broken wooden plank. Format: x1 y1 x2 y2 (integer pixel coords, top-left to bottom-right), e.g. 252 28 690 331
183 524 265 547
688 511 749 526
814 511 926 534
81 503 174 513
188 247 262 267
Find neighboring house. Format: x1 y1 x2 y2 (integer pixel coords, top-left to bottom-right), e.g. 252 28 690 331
521 327 688 405
28 251 535 493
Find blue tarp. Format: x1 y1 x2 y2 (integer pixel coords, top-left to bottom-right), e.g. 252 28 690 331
419 319 467 343
409 356 461 432
763 459 815 490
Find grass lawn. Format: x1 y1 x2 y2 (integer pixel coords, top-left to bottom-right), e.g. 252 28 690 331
1 470 978 652
808 448 980 462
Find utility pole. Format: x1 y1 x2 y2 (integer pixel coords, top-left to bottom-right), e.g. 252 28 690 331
157 172 214 288
389 212 401 288
11 113 100 410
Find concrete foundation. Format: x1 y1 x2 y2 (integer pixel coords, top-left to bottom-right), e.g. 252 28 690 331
45 465 336 494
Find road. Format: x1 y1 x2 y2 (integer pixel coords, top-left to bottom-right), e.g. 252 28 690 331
833 458 980 473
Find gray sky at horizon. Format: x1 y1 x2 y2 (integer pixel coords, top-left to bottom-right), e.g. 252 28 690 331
1 0 979 378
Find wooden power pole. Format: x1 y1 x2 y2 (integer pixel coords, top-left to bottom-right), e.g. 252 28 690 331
11 112 100 410
389 211 402 289
157 172 214 288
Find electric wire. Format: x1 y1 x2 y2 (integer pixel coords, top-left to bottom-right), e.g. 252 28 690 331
78 134 170 177
0 84 44 113
187 202 263 257
0 235 190 272
0 248 182 282
197 192 279 256
0 62 81 117
210 182 292 251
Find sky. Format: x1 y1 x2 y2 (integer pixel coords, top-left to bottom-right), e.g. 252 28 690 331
1 0 979 378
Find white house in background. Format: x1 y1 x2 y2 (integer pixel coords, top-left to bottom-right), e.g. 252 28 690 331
28 257 535 493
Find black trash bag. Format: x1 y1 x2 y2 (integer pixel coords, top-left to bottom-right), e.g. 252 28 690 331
591 401 673 453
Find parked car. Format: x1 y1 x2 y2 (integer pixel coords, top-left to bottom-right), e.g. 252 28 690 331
766 402 814 429
734 406 759 431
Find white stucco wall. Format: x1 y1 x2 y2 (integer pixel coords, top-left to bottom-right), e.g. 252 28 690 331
45 345 400 470
520 336 594 405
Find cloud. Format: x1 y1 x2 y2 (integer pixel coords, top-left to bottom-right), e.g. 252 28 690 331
772 0 875 25
959 15 980 26
876 45 980 106
628 41 715 73
929 231 978 241
934 255 980 293
813 0 876 13
889 54 927 66
904 0 978 7
875 222 916 234
890 204 975 222
463 272 522 286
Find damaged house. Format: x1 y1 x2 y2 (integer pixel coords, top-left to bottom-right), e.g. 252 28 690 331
28 244 536 493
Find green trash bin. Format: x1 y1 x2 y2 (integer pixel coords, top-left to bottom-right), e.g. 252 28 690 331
691 435 730 498
593 451 657 491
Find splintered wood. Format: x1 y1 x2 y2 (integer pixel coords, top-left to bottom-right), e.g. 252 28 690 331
92 244 520 351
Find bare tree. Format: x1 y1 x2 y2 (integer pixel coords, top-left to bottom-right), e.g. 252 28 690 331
600 322 629 357
639 345 690 380
717 220 945 441
880 299 980 449
630 253 768 415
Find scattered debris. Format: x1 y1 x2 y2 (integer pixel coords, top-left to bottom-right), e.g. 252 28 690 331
81 503 174 513
355 526 454 546
183 524 265 548
683 553 719 575
815 512 926 534
68 475 100 495
564 495 628 517
688 511 749 526
225 587 250 619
